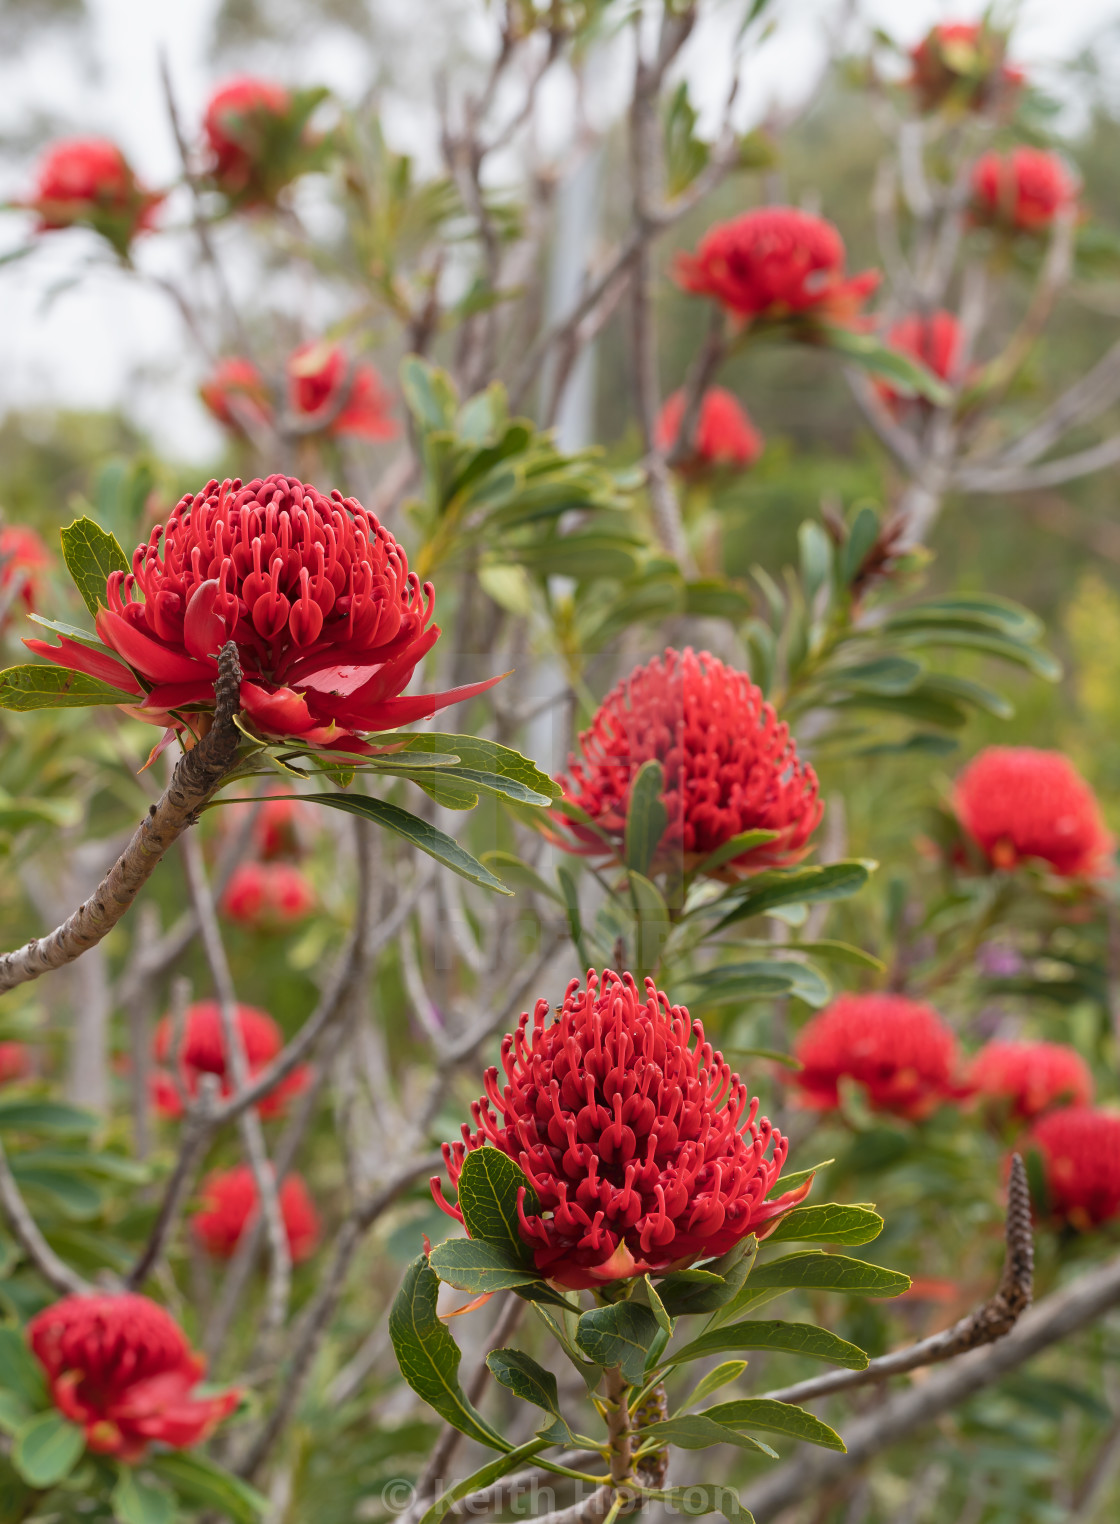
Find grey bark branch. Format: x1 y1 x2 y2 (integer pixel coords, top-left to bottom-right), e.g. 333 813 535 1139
0 642 243 995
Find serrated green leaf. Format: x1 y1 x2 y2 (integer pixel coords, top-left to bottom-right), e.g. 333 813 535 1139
0 665 136 711
575 1303 660 1384
298 794 512 894
456 1148 540 1264
428 1239 541 1294
638 1415 776 1458
486 1349 574 1444
763 1204 883 1247
625 760 668 877
59 517 128 618
112 1469 177 1524
149 1453 267 1523
12 1412 85 1488
389 1256 510 1453
704 1398 845 1452
665 1319 868 1370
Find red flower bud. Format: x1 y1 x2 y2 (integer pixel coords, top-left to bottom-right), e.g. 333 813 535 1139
908 22 1024 115
203 76 293 201
655 388 764 473
222 861 316 928
200 357 274 435
1028 1106 1120 1229
192 1166 320 1262
151 1000 310 1119
674 207 878 328
971 148 1077 233
793 993 965 1120
23 138 162 255
876 310 963 411
954 747 1114 879
969 1040 1092 1123
287 342 398 441
432 970 806 1290
0 1041 29 1085
27 1293 239 1461
555 648 822 878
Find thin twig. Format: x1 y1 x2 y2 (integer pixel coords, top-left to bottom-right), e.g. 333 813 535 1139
0 1134 90 1295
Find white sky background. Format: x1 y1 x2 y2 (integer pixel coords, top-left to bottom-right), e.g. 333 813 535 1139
0 0 1117 462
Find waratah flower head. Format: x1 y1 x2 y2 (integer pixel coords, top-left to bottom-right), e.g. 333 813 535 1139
200 357 274 436
432 969 807 1290
203 76 295 201
876 311 963 411
288 342 398 441
969 1040 1092 1123
24 473 501 746
192 1166 320 1262
0 1042 29 1085
27 1293 239 1461
1028 1106 1120 1229
793 992 964 1120
954 747 1114 878
222 861 316 928
24 139 162 255
151 999 310 1119
655 388 764 473
674 207 879 328
971 148 1077 233
908 22 1024 115
0 524 51 624
555 648 822 879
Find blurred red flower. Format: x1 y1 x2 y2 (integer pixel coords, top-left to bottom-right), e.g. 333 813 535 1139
655 388 764 472
0 524 51 623
27 1293 238 1461
192 1165 320 1262
674 207 878 328
0 1042 29 1085
876 310 963 410
954 747 1114 878
22 139 161 256
971 148 1077 233
222 861 315 928
199 357 274 436
969 1040 1093 1123
1028 1106 1120 1229
151 1000 310 1119
793 992 964 1120
25 473 501 747
433 969 807 1289
908 22 1024 114
287 342 398 441
204 76 292 201
554 647 822 879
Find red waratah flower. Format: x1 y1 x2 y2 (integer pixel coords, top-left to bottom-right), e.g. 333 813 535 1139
674 207 879 329
876 310 963 410
151 1000 310 1119
0 1042 29 1085
971 148 1077 233
23 138 162 255
655 388 764 472
192 1166 321 1262
200 357 274 436
27 1293 239 1461
24 473 501 747
792 993 964 1120
0 524 51 623
908 22 1024 115
287 342 398 442
1028 1106 1120 1229
554 648 822 879
969 1040 1093 1123
222 861 315 927
432 970 807 1290
954 747 1114 879
204 76 292 201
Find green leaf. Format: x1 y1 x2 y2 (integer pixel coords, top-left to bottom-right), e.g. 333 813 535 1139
704 1399 845 1452
692 830 780 878
575 1303 660 1384
0 665 136 711
428 1239 541 1294
639 1483 750 1522
833 657 923 696
841 505 881 586
779 940 884 971
59 517 128 618
820 325 951 404
149 1453 267 1523
112 1469 178 1524
764 1204 883 1247
11 1412 85 1488
0 1392 29 1438
625 760 668 877
665 1320 868 1370
766 1161 831 1200
712 862 872 932
0 1100 96 1137
369 732 559 805
479 851 564 903
0 1330 47 1411
681 1361 749 1410
682 959 831 1010
798 522 832 608
401 356 458 432
643 1275 674 1335
638 1416 776 1458
486 1349 574 1443
740 1250 909 1299
456 1148 540 1264
298 794 512 894
11 1163 102 1220
418 1439 550 1524
388 1256 510 1452
657 1239 758 1317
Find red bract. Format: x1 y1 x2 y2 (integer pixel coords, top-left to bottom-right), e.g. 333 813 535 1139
1028 1107 1120 1229
432 970 805 1290
288 342 398 441
204 76 292 200
876 310 963 410
192 1166 320 1262
23 138 162 254
655 388 764 472
674 207 878 328
0 524 50 622
793 993 964 1120
954 747 1114 878
555 648 822 879
969 1040 1093 1123
908 22 1024 114
24 473 501 746
27 1293 238 1461
971 148 1077 233
0 1042 29 1085
200 357 274 435
151 1000 310 1119
222 861 316 927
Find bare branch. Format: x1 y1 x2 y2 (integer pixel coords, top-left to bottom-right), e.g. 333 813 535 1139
954 432 1120 494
